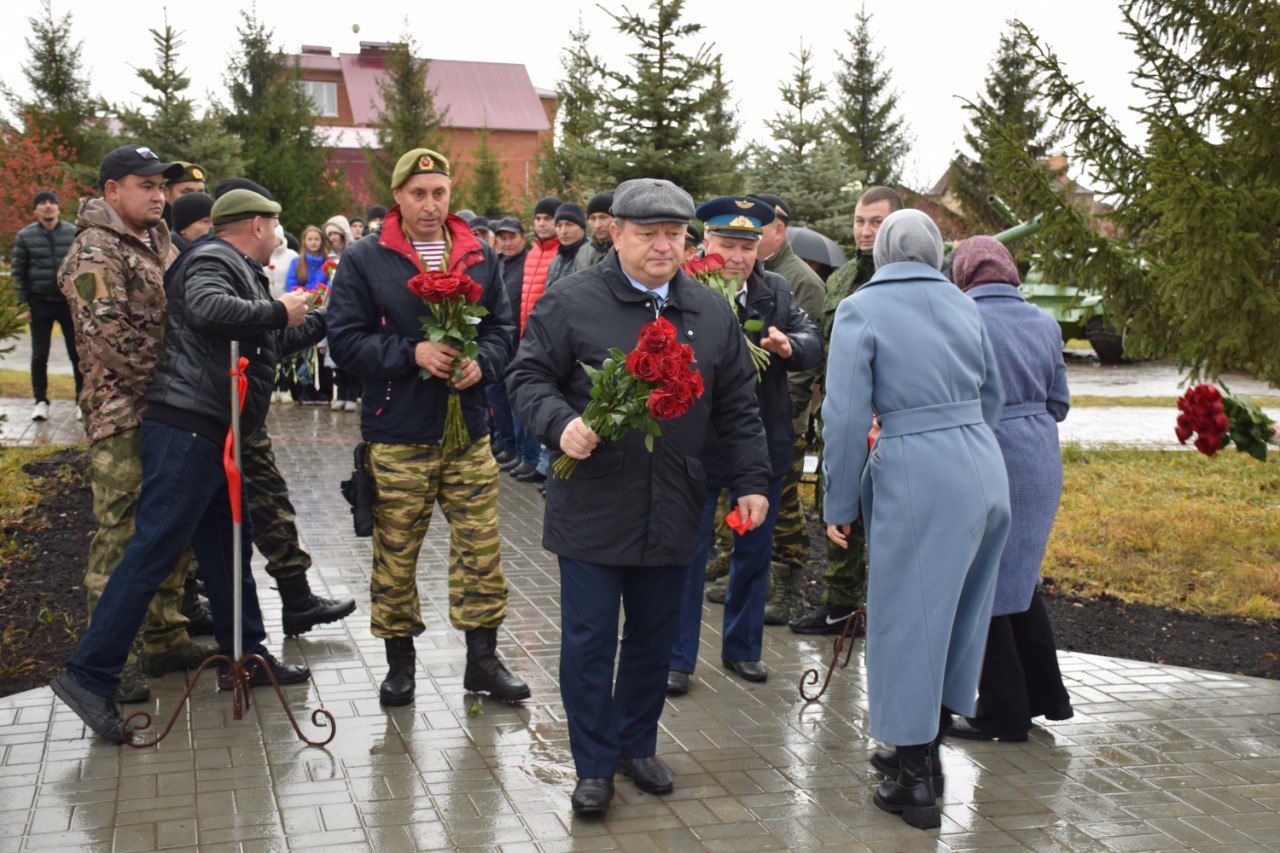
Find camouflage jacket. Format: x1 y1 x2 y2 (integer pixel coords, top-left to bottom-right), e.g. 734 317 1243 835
57 198 178 443
822 250 876 340
763 238 826 415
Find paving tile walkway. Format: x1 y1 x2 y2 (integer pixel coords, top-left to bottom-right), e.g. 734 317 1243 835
2 405 1279 851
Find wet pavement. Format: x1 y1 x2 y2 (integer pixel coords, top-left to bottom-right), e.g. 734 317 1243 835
2 404 1280 850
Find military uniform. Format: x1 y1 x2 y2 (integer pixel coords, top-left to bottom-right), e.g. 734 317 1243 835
58 193 193 657
242 426 311 582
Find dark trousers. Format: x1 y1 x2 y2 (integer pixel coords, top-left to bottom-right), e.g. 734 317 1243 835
485 381 515 453
334 368 359 403
67 422 267 697
971 590 1073 732
316 363 334 402
510 413 541 467
671 478 783 673
28 299 82 403
557 556 685 779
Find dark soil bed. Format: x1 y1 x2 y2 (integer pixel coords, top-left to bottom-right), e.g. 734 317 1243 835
799 510 1280 680
0 448 92 697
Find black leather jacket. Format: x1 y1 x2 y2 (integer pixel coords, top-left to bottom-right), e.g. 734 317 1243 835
144 234 325 444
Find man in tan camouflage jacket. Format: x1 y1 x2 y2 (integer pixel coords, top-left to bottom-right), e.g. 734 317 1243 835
57 145 210 704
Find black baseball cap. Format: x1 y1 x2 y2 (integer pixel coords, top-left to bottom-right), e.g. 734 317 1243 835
98 144 184 189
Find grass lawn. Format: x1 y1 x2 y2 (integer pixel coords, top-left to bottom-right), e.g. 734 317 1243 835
0 368 75 400
0 446 62 558
1046 446 1280 619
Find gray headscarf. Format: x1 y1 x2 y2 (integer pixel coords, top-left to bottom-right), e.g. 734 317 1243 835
872 208 944 270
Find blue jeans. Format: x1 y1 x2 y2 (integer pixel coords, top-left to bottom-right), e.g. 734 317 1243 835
558 557 685 779
510 413 541 467
68 422 268 697
671 478 784 673
536 446 551 477
485 381 515 453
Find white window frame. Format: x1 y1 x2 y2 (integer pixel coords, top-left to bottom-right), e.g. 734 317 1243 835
304 80 339 118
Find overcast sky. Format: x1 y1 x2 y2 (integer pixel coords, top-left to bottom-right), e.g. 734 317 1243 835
1 0 1145 192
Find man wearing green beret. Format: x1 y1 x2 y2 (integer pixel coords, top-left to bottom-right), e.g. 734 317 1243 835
327 148 528 709
52 188 328 742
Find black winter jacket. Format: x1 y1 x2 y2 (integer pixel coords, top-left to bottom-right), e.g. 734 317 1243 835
705 263 822 486
12 220 75 304
327 209 516 445
506 252 770 568
144 235 326 444
498 247 528 325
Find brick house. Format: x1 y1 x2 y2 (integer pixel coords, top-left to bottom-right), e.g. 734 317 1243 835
292 42 557 209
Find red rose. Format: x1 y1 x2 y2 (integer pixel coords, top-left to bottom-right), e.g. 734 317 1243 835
654 351 685 384
625 349 662 383
685 368 705 398
1175 425 1193 443
647 388 685 420
637 317 678 353
1194 434 1220 456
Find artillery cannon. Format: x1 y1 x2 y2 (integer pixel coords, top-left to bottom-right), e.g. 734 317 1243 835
947 198 1125 364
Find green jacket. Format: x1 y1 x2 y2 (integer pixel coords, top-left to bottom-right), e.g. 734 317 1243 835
763 238 826 413
823 250 876 339
571 237 612 273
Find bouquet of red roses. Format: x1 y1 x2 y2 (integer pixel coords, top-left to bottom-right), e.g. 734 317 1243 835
321 258 339 280
407 270 489 452
1176 383 1278 461
305 282 329 310
682 253 770 378
555 316 704 479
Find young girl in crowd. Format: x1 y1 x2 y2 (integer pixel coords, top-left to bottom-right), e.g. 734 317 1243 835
280 225 328 403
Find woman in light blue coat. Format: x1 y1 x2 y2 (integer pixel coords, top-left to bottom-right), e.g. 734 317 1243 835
822 210 1010 830
944 237 1073 743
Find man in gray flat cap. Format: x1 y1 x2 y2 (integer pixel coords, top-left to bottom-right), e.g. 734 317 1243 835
507 178 771 816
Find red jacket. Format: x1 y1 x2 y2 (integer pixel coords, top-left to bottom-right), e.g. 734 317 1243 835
519 235 559 333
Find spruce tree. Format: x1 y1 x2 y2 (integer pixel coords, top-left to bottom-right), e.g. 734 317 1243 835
594 0 738 199
365 30 448 206
978 1 1280 384
549 16 606 198
222 10 348 234
114 18 243 181
830 4 909 185
460 126 507 217
2 0 110 181
953 26 1060 231
747 45 862 248
703 57 744 194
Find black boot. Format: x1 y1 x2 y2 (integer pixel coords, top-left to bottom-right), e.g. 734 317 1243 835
870 740 944 793
379 637 415 706
873 743 941 829
181 574 214 637
463 627 530 701
277 574 357 637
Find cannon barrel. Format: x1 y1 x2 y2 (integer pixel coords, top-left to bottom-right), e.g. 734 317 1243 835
991 214 1044 246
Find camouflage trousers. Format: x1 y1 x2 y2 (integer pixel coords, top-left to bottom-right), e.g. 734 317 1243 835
85 428 191 654
708 436 810 583
368 436 507 638
242 426 311 581
816 448 869 609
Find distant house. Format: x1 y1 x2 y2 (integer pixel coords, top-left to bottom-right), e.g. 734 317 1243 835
291 42 557 208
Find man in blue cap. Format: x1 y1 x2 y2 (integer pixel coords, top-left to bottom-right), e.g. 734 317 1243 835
667 196 822 695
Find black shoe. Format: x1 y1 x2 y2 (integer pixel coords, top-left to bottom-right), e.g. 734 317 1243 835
500 455 525 473
723 659 767 682
379 637 416 706
278 575 357 637
515 468 547 484
873 742 941 829
464 628 531 701
667 670 690 695
493 447 516 465
571 778 614 815
789 603 858 635
945 716 1029 742
617 756 673 795
509 461 535 478
870 743 944 794
50 672 132 743
537 484 546 498
138 640 214 676
181 574 215 636
218 654 311 690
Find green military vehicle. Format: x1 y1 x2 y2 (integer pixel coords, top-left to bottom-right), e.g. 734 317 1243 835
963 199 1126 364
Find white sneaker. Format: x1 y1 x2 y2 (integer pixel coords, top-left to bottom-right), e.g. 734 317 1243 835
75 407 83 421
329 400 343 411
344 401 358 412
32 401 49 421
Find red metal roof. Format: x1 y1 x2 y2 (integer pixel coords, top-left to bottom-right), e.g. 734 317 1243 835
298 50 551 132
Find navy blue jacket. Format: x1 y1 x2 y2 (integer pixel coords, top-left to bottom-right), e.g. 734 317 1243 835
327 208 516 445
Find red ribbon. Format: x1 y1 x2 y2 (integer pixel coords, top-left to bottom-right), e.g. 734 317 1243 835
223 356 249 523
724 506 752 536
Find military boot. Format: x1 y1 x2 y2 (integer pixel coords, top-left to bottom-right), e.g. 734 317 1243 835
138 639 214 677
763 562 805 625
704 576 728 605
180 573 214 637
278 574 357 638
705 546 730 583
379 637 415 706
115 662 150 704
463 628 530 702
873 742 942 829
